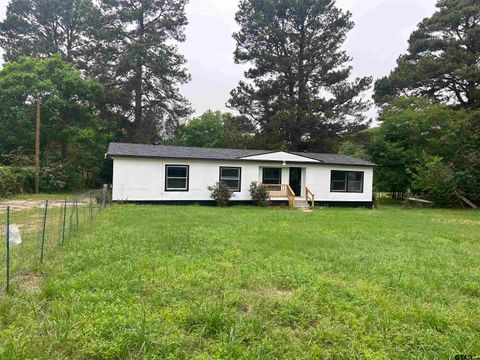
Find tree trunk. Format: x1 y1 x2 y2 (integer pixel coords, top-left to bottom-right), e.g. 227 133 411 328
133 11 145 141
294 22 307 150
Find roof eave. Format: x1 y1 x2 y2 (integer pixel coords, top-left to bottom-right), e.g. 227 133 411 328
106 153 375 167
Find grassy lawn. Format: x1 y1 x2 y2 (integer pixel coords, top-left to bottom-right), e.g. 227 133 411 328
0 205 479 359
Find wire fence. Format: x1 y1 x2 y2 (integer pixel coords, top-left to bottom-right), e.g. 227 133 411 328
0 188 112 294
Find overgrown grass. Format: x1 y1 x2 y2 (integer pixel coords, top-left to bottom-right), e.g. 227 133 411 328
0 205 479 359
2 192 81 201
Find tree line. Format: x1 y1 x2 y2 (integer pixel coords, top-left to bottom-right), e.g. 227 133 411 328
0 0 478 206
341 0 480 206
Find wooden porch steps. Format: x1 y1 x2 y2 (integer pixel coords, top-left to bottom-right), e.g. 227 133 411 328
294 199 313 211
260 184 315 210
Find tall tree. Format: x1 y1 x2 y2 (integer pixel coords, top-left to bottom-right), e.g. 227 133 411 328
0 55 110 188
364 97 480 205
366 97 455 194
0 0 126 144
97 0 192 143
0 0 100 67
374 0 480 108
228 0 372 152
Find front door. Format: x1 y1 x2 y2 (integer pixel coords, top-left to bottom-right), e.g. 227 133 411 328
289 168 302 196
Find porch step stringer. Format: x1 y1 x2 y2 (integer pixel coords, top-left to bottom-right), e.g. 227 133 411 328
293 199 313 211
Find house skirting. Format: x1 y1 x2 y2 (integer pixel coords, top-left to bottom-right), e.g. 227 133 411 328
113 200 374 208
313 201 374 208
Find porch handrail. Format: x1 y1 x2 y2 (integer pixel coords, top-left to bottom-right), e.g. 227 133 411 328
286 184 296 208
305 187 315 208
260 184 296 208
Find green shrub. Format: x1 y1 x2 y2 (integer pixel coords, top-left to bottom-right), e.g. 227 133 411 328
453 169 480 205
0 162 73 197
0 166 35 197
249 182 269 207
411 156 480 207
208 182 233 207
40 163 68 193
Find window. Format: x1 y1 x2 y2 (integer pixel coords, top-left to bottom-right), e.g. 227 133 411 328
330 171 364 193
220 167 241 192
165 165 189 191
262 168 282 184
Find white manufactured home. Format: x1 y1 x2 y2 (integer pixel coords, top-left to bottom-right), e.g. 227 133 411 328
106 143 375 208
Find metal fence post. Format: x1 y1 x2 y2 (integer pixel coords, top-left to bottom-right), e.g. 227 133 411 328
5 206 10 293
61 199 67 245
89 192 93 221
75 198 79 231
68 202 73 239
40 200 48 263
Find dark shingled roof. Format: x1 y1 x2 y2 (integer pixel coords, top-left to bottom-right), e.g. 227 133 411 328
106 143 375 167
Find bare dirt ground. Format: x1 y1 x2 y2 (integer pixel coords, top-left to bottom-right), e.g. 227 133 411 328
13 273 42 294
0 200 65 210
0 198 90 211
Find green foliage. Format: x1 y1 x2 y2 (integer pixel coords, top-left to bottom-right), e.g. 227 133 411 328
0 166 35 197
0 149 36 197
0 0 193 163
40 163 68 193
370 0 480 204
338 128 377 160
410 156 457 207
366 97 454 193
454 169 480 205
410 160 480 207
1 205 480 358
168 110 255 148
363 97 480 206
169 110 230 148
208 181 234 207
95 0 192 143
249 181 269 207
229 0 372 152
1 148 34 167
0 0 100 65
0 55 112 190
0 163 76 196
374 0 480 108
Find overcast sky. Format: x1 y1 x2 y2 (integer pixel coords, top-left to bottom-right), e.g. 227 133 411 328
0 0 438 120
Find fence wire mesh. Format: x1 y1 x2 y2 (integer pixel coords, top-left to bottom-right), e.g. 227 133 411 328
0 188 112 293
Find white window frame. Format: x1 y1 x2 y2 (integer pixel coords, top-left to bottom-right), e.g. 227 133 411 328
330 170 364 193
220 167 241 192
165 165 189 191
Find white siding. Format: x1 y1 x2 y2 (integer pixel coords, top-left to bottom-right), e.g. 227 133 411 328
112 157 373 203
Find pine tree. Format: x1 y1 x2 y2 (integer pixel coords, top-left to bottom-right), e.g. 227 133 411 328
0 0 100 67
96 0 192 143
228 0 372 152
0 0 192 143
374 0 480 108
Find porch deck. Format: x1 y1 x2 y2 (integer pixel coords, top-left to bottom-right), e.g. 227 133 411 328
260 184 315 209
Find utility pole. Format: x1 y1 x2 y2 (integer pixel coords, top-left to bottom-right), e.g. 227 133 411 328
35 102 41 194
